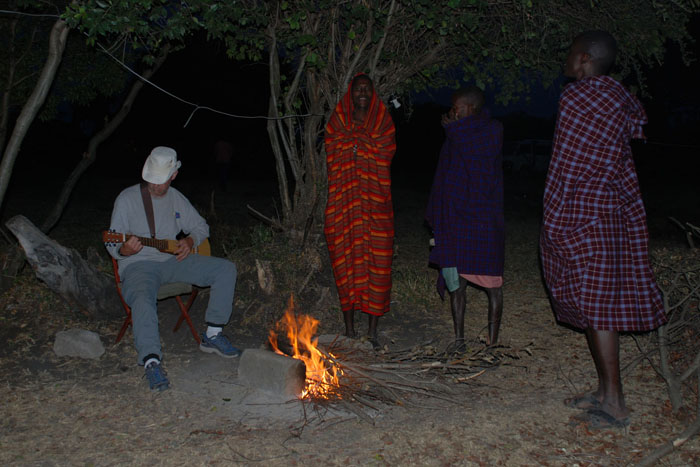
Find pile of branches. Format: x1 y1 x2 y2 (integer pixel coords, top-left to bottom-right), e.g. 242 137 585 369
303 338 533 424
669 218 700 249
638 251 700 466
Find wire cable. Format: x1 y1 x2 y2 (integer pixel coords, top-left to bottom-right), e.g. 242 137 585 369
2 7 324 127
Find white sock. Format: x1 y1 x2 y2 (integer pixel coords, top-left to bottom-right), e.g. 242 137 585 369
144 357 160 368
206 326 222 338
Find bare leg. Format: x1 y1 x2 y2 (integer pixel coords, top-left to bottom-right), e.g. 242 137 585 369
449 277 468 348
585 328 629 419
343 309 355 338
485 286 503 346
368 314 380 350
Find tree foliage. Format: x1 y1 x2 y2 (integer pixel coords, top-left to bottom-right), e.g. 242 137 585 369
54 1 700 229
202 0 699 228
1 3 128 134
0 1 175 234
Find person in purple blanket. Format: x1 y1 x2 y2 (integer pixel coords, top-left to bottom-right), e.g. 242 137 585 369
426 86 504 350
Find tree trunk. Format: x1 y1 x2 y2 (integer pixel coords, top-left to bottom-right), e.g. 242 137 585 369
0 16 19 154
40 46 170 233
658 322 684 411
296 69 326 231
266 27 292 223
5 215 121 319
0 17 38 154
0 18 69 211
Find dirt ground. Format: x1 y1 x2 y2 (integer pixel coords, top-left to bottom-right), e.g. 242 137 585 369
0 171 699 466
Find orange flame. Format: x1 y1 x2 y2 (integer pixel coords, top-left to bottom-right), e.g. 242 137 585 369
268 295 342 398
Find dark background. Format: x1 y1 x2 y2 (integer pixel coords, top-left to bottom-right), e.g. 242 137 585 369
6 19 700 238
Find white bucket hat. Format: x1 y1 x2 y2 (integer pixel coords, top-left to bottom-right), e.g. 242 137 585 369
142 146 181 184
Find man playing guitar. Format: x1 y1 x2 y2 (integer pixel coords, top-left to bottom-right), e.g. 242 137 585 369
106 146 241 391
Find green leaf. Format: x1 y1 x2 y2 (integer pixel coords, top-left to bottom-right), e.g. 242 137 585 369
298 34 316 46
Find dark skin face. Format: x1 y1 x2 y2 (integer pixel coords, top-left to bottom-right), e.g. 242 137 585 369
442 95 477 125
564 40 596 80
351 76 373 122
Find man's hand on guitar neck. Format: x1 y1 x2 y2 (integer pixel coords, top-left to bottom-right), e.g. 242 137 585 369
175 236 194 262
119 235 143 256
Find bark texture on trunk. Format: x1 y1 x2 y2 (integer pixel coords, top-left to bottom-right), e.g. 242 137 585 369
0 19 69 211
6 215 121 319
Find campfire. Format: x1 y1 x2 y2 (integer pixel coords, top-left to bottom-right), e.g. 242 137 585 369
263 296 510 413
268 296 343 399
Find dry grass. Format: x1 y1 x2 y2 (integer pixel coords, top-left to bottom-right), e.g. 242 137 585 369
0 180 698 465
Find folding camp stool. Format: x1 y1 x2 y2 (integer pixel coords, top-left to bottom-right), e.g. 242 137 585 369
111 258 202 344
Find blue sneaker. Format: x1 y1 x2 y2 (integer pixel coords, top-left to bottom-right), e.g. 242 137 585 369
144 361 170 391
199 332 242 358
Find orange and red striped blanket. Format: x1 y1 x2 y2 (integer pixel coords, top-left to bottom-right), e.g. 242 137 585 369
324 81 396 316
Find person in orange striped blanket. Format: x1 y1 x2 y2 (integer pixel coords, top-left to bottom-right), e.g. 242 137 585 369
324 74 396 350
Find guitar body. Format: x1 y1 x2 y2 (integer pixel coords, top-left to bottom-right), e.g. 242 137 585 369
103 231 211 256
192 238 211 256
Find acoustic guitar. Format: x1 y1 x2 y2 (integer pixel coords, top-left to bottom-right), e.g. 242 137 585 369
102 230 211 256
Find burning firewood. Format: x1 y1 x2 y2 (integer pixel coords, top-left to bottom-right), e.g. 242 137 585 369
266 295 528 416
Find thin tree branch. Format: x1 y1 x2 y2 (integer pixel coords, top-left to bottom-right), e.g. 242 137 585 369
0 18 69 211
40 45 171 233
369 0 396 76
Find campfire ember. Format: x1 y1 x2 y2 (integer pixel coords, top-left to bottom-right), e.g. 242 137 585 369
268 296 343 399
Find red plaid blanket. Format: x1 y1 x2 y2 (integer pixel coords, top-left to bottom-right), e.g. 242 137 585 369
540 76 666 331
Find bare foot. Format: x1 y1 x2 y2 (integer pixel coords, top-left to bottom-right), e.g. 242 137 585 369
446 339 466 354
599 400 630 421
564 393 601 410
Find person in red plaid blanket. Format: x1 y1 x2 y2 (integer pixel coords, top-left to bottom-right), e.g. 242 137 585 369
540 31 666 429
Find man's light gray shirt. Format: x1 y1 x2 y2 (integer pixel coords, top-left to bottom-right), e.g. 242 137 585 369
107 184 209 274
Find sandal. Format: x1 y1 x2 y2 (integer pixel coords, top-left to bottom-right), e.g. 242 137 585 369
564 393 601 410
571 408 629 430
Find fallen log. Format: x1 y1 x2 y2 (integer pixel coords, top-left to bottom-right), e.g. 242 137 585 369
6 215 121 319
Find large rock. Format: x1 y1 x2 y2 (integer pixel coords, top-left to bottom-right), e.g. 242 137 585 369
53 329 105 360
238 349 306 398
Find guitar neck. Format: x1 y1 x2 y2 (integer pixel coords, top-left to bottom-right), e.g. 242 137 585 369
134 234 209 256
103 230 210 256
135 235 173 252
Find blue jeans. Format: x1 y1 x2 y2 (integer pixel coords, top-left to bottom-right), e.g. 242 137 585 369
121 255 237 364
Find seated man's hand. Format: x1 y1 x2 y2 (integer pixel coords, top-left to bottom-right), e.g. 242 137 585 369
175 236 194 261
119 235 143 256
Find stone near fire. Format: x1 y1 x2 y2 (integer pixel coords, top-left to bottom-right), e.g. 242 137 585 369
53 328 105 359
238 349 306 398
